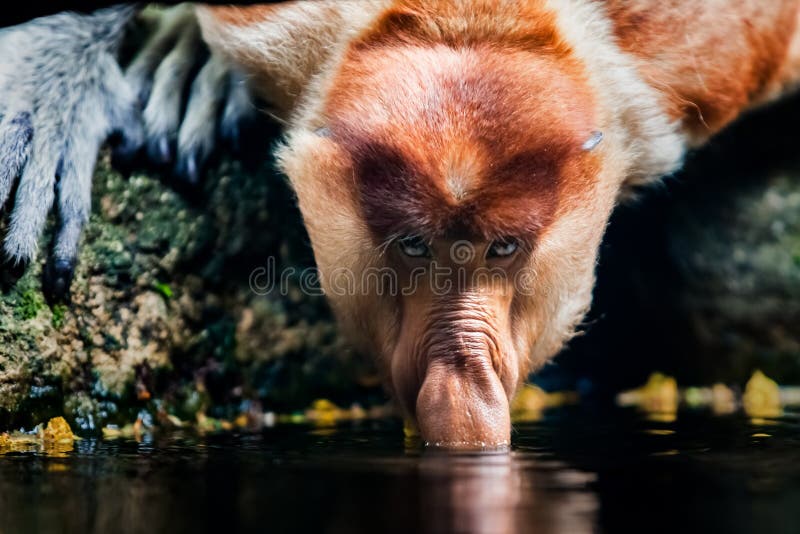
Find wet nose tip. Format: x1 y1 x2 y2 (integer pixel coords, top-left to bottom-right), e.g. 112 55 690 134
419 418 511 451
415 363 511 452
423 438 511 452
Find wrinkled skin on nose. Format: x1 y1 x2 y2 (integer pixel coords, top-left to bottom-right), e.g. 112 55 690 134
390 244 521 451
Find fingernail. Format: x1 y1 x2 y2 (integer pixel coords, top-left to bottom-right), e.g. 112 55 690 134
44 259 75 302
0 257 27 288
159 138 171 163
228 126 240 152
186 155 198 184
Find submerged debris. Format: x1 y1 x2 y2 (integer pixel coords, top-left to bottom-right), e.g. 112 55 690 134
0 417 77 455
98 398 395 442
616 373 679 415
617 370 800 419
510 384 579 422
301 399 377 426
743 370 782 419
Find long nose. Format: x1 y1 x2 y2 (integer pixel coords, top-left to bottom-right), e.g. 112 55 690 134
415 358 511 450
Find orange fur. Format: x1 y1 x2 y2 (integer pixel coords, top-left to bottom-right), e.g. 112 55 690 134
604 0 800 140
198 0 800 448
324 42 599 241
204 4 284 26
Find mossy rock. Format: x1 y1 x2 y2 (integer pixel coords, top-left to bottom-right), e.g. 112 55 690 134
0 152 380 432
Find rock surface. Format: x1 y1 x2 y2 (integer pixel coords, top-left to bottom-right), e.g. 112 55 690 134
0 151 379 432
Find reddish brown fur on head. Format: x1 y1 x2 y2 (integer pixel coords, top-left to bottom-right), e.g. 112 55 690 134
278 0 614 450
604 0 799 139
326 43 598 241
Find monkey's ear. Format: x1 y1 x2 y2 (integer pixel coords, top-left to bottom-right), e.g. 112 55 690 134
581 131 603 151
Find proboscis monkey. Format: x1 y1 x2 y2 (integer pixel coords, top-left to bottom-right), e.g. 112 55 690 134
2 0 799 448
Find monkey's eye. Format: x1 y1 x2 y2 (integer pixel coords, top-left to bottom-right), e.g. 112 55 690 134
397 236 431 258
487 238 519 258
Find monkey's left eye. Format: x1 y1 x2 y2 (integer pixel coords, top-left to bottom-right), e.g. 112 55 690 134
397 236 431 258
487 238 519 258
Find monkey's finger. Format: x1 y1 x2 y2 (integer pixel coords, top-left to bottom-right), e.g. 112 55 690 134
175 53 229 183
110 109 145 172
220 70 257 152
143 14 203 165
125 4 197 106
102 56 146 169
44 131 102 301
0 111 33 208
3 135 60 264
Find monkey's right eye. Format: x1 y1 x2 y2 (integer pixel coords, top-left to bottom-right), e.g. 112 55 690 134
397 236 431 258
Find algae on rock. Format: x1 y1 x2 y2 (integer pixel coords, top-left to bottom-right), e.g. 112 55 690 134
0 152 377 432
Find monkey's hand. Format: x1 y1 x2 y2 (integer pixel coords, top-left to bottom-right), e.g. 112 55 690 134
0 6 142 298
124 5 260 183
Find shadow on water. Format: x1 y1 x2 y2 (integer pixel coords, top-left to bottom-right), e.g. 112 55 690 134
2 407 800 534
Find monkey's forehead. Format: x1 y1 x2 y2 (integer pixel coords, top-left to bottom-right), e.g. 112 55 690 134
321 45 599 241
325 43 595 145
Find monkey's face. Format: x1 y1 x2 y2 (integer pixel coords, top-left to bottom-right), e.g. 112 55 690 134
280 41 620 449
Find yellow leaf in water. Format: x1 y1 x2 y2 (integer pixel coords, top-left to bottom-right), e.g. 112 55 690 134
311 399 339 412
617 373 678 415
711 384 737 415
403 419 422 451
743 370 782 419
511 384 548 422
645 412 677 423
43 417 75 444
403 419 419 438
1 418 75 456
644 429 676 436
47 463 70 472
306 399 342 426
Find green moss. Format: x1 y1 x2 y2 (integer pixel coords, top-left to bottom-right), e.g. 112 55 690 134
153 281 173 300
0 155 359 431
51 304 67 329
15 288 45 320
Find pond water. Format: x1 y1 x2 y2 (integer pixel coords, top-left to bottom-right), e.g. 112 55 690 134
1 406 800 534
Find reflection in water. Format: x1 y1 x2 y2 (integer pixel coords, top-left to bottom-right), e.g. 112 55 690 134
2 408 800 533
417 454 596 534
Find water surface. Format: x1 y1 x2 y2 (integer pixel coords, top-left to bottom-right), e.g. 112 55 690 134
2 406 800 534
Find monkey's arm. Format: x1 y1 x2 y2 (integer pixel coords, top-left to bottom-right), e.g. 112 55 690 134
0 4 268 299
0 5 143 296
0 2 335 299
